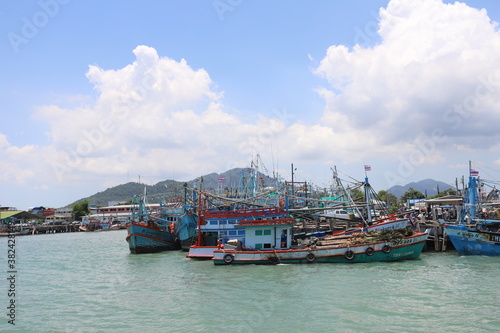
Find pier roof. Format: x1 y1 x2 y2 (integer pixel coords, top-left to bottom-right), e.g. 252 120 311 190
0 210 40 221
423 195 463 205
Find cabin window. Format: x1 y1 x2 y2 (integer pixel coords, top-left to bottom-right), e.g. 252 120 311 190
263 230 271 236
255 230 263 236
228 231 237 236
255 243 263 249
237 230 245 235
263 243 272 249
209 221 218 225
219 220 227 225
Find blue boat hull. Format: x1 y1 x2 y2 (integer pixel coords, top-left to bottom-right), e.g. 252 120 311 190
445 224 500 256
126 223 180 254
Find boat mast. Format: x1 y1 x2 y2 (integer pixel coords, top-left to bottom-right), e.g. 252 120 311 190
364 176 373 224
468 160 477 220
195 190 205 246
331 166 368 227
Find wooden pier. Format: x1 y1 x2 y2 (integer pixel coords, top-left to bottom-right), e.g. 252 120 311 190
1 223 83 235
416 221 453 252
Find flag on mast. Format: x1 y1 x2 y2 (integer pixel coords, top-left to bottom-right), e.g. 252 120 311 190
470 169 479 177
364 165 371 172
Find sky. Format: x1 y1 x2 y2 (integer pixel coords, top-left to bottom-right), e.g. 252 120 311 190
2 0 500 209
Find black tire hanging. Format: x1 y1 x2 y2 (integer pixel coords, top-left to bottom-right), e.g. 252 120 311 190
382 245 391 254
306 252 315 262
223 254 234 264
365 247 375 256
268 256 280 265
344 250 355 260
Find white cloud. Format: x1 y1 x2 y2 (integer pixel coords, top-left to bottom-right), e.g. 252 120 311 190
4 0 500 204
315 0 500 157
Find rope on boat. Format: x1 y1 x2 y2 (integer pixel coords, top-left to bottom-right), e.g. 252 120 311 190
316 228 414 247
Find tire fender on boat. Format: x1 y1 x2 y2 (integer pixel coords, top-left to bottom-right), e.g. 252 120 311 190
382 245 391 254
223 254 234 264
344 250 355 260
365 247 374 256
268 256 280 265
306 252 315 262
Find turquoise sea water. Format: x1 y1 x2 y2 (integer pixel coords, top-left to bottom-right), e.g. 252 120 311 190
1 230 499 332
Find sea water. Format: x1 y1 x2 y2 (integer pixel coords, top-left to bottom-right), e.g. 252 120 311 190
1 230 499 332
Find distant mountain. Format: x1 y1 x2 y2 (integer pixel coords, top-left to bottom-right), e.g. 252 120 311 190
70 179 186 206
387 178 454 199
191 167 276 189
70 167 276 207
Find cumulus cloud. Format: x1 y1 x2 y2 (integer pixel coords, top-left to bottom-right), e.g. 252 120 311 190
4 0 500 199
2 45 298 194
36 45 255 183
315 0 500 157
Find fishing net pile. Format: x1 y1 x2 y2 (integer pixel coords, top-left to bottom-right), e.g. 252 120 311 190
316 227 415 247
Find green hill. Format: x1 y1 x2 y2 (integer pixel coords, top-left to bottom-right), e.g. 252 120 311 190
70 167 277 207
71 180 187 206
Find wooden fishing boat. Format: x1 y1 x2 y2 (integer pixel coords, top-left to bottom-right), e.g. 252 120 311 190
126 190 182 254
213 217 428 265
444 162 500 256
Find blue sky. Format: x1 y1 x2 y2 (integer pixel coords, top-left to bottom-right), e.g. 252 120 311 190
2 0 500 209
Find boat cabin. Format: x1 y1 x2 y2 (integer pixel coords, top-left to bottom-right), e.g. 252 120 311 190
200 207 288 246
235 218 294 250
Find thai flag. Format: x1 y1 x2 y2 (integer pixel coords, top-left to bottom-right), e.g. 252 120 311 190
470 169 479 177
218 177 226 182
364 165 371 172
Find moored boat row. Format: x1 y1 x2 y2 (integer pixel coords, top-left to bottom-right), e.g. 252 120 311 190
124 162 500 267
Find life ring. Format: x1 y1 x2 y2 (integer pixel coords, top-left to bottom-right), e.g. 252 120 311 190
306 252 315 262
268 256 280 265
344 250 355 260
223 254 234 264
382 245 391 254
365 247 374 256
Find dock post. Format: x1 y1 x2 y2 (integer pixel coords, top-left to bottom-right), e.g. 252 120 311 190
441 228 447 252
433 225 440 252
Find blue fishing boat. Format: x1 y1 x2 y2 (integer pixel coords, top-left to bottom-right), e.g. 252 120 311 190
445 162 500 256
178 210 198 251
126 190 182 253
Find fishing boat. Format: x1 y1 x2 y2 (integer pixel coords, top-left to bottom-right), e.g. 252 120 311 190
444 163 500 256
79 218 112 231
178 210 198 251
213 217 428 265
330 216 409 236
186 191 289 259
126 191 182 254
321 168 410 236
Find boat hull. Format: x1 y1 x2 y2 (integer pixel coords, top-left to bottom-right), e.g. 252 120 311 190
126 223 180 254
180 236 197 251
213 232 428 265
332 218 409 236
186 245 219 259
444 225 500 256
